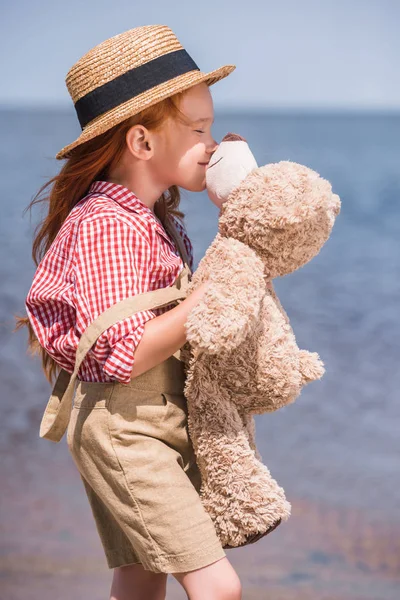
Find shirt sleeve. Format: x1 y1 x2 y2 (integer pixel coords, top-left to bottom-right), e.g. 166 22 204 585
73 213 159 383
25 244 80 374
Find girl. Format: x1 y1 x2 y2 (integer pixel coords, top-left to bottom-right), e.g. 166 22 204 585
20 25 242 600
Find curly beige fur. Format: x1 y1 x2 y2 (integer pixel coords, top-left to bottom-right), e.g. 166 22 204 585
181 159 341 548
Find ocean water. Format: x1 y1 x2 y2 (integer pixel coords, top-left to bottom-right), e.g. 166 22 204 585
1 108 399 599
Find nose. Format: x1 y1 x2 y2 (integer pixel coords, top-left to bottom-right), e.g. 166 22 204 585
209 139 219 155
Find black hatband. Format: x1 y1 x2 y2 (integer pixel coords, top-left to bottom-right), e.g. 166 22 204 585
74 49 200 129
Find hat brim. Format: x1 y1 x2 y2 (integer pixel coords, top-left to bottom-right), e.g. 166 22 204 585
55 64 236 160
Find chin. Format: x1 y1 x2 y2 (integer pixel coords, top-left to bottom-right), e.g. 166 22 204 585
183 180 206 193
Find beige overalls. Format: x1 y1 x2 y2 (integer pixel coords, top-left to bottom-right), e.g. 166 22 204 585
38 216 226 573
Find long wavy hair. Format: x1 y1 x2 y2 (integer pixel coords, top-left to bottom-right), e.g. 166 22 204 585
16 89 193 383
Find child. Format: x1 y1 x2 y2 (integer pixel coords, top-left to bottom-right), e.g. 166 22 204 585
21 25 242 600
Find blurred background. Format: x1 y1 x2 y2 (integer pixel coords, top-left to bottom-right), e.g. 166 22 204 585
1 1 399 599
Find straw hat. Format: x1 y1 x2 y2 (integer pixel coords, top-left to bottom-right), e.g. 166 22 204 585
56 24 236 160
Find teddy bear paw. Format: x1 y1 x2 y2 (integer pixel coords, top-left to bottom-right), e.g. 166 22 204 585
299 350 325 384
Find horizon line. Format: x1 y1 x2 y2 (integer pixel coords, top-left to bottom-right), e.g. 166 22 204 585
0 103 399 115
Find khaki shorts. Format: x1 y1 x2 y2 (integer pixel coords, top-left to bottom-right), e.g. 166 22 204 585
66 355 226 573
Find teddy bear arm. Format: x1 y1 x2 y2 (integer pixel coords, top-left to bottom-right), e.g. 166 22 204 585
298 349 325 384
267 287 325 385
185 240 265 354
267 281 290 325
250 291 325 406
244 294 303 411
185 278 264 354
248 347 325 413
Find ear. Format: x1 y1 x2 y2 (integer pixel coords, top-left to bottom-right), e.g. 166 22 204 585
125 124 153 160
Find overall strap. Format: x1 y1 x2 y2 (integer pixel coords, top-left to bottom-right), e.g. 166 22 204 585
39 215 193 443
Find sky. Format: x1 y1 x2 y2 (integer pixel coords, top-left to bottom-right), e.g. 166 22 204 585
1 0 399 111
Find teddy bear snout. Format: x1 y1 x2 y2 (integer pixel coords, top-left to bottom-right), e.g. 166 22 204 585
207 156 223 170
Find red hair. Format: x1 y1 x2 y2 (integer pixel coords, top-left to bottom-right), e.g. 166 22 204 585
16 89 192 382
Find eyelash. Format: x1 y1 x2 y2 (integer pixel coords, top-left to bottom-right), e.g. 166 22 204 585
194 129 205 134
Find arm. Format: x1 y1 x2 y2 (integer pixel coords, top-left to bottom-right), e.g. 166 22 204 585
74 214 208 382
131 281 210 378
26 210 207 382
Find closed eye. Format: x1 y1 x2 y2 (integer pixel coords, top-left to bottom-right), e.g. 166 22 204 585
194 130 205 134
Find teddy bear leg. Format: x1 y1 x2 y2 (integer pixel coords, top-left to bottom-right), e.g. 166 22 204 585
238 410 263 463
185 373 291 549
222 411 285 548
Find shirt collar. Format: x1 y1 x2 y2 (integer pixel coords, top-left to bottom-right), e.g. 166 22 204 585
87 180 177 249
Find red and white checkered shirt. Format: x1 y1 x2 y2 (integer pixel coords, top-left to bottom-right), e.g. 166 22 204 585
26 180 194 384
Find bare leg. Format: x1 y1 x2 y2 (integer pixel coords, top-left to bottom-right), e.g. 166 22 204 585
171 556 242 600
110 563 168 600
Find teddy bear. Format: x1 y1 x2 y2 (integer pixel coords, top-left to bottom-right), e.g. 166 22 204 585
179 132 341 550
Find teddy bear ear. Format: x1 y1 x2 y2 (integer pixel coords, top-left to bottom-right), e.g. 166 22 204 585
221 132 248 143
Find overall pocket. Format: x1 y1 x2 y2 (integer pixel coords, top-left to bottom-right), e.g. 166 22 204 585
108 385 170 442
67 382 115 453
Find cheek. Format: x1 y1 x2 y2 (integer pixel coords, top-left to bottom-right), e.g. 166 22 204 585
178 155 194 172
178 146 201 170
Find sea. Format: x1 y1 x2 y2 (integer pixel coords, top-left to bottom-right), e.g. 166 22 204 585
1 107 399 599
